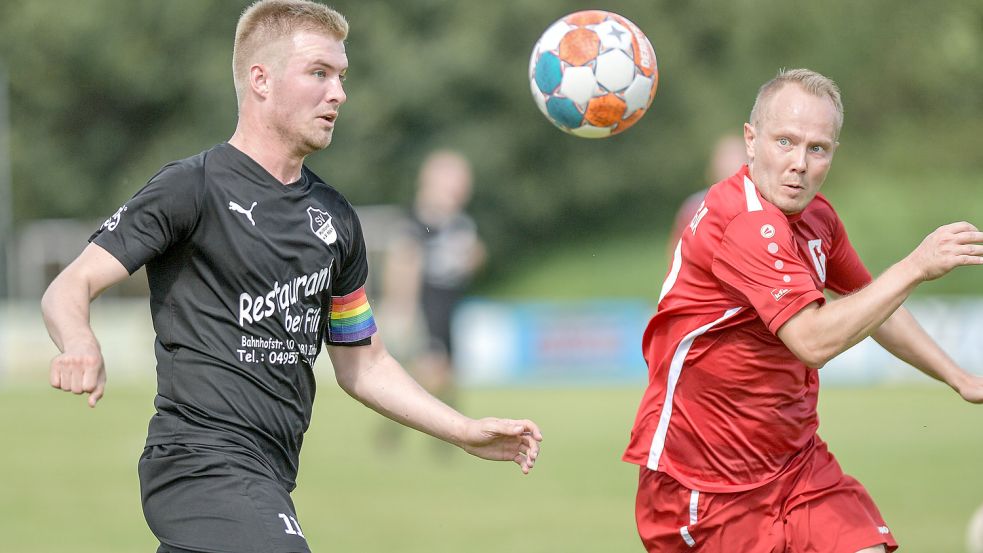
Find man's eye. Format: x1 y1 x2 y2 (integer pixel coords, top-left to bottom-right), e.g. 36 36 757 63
313 70 326 78
810 145 825 153
778 138 791 147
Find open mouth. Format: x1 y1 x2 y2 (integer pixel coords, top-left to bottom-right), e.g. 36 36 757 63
318 113 337 124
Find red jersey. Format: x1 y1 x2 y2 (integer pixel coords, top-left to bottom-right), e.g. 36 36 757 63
623 165 872 492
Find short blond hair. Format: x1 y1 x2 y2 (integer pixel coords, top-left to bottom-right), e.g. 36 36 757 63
233 0 349 105
749 68 844 139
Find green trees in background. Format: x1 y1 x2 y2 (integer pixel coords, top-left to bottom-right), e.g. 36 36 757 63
1 0 980 290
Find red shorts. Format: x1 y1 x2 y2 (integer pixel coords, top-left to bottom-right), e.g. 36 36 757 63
634 440 898 552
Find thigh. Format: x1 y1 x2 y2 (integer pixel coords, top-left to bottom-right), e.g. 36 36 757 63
635 467 786 552
784 443 898 553
139 444 311 553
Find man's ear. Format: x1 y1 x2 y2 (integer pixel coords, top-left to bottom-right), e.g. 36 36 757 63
249 63 271 98
743 122 756 163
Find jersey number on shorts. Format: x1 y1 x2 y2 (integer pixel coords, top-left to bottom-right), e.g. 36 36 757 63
278 513 305 538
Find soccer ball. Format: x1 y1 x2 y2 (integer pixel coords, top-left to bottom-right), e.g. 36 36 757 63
529 10 658 138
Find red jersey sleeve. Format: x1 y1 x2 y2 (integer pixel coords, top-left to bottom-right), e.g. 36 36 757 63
711 211 825 334
825 215 873 295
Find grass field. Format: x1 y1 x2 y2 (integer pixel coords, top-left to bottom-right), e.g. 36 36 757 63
1 379 981 552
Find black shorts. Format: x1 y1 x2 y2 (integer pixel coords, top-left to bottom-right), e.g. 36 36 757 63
421 283 462 356
139 444 310 553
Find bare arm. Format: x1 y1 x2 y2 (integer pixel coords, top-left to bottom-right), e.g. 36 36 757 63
41 243 130 407
328 337 542 473
777 222 983 368
873 306 983 403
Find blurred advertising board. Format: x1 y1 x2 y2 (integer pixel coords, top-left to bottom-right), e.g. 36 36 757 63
453 299 652 386
453 297 983 387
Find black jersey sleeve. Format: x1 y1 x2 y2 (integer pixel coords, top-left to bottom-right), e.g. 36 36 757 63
89 161 202 273
335 204 370 296
325 202 376 346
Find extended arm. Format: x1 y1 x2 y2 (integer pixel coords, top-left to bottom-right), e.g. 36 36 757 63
873 306 983 403
328 337 542 473
777 222 983 368
40 243 130 407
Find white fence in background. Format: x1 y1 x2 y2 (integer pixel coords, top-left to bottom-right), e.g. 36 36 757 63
3 297 982 387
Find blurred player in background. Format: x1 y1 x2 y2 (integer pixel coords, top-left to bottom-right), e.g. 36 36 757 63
377 150 485 450
40 2 540 552
666 134 747 257
624 68 983 552
382 149 486 406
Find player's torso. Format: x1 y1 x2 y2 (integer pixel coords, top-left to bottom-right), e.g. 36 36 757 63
413 213 478 288
142 147 360 485
151 158 351 370
627 170 839 490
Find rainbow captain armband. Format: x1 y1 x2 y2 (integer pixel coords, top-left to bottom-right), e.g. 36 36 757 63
328 286 378 343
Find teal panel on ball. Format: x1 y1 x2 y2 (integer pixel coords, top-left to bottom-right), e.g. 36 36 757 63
546 97 583 128
534 52 562 94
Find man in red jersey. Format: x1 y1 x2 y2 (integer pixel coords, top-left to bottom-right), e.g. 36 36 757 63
624 68 983 552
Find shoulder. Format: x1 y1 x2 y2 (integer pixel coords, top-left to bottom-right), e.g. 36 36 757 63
304 168 357 216
802 193 840 221
147 148 212 192
702 171 772 230
798 193 845 237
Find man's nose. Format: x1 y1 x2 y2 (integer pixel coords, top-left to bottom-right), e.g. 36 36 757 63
790 146 807 172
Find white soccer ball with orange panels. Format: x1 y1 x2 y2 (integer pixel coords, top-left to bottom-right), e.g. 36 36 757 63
529 10 658 138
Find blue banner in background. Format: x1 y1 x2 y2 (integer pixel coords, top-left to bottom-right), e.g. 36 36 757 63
452 297 983 388
453 299 652 386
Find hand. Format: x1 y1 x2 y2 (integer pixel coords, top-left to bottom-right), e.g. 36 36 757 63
955 373 983 404
906 222 983 282
459 418 543 474
49 344 106 408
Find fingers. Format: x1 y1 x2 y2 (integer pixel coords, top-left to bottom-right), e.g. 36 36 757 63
495 418 544 441
466 417 543 474
88 384 104 408
82 362 101 393
514 452 534 474
959 231 983 244
88 373 107 408
49 362 61 388
512 438 540 474
504 419 542 475
49 352 105 407
518 419 544 442
939 221 979 234
953 235 983 267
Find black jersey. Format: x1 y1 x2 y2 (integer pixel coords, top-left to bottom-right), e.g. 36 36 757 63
91 143 377 490
408 211 480 290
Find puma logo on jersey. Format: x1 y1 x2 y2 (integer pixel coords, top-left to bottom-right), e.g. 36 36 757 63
229 201 257 226
808 238 827 282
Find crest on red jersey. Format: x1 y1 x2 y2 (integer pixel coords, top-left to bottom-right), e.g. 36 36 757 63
808 239 827 283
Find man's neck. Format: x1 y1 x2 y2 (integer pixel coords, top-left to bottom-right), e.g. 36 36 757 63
228 126 305 185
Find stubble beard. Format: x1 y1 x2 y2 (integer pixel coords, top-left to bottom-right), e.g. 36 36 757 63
276 119 332 159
